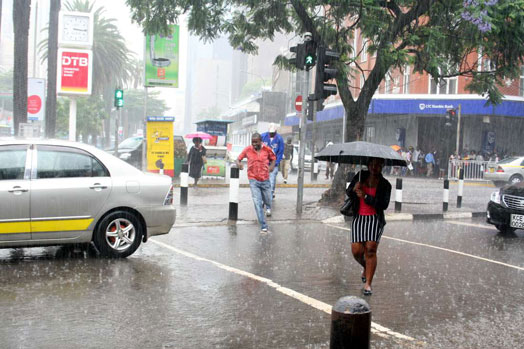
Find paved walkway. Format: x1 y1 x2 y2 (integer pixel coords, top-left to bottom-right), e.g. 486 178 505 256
173 172 495 226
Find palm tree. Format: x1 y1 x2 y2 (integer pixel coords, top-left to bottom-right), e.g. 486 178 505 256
13 0 31 136
39 0 134 141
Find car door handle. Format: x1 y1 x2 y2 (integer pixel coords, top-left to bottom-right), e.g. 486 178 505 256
8 186 28 193
89 184 108 190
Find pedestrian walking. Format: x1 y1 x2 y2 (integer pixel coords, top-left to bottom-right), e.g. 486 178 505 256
425 151 435 177
186 137 207 187
325 141 335 179
280 137 293 184
261 123 284 199
236 133 276 233
346 157 392 296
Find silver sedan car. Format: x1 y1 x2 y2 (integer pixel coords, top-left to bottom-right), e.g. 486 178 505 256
484 156 524 186
0 139 175 258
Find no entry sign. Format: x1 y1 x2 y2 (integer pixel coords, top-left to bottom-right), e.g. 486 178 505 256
295 95 303 112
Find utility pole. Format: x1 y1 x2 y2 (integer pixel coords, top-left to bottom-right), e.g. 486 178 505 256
456 104 462 157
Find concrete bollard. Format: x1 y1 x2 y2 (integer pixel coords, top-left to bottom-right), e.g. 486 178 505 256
395 178 402 212
443 179 449 212
229 166 240 221
330 296 371 349
180 163 188 206
457 169 464 208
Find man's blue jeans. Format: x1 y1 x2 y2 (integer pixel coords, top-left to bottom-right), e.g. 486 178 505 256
269 166 279 196
249 179 272 229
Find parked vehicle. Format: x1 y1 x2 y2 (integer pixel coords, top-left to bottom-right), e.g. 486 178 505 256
487 181 524 233
484 156 524 186
291 145 326 173
226 144 246 163
114 135 187 176
0 139 175 257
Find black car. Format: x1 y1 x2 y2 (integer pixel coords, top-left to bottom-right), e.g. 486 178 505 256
116 136 144 169
487 182 524 233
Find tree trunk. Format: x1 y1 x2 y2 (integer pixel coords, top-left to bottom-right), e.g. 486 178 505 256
45 0 60 138
13 0 31 136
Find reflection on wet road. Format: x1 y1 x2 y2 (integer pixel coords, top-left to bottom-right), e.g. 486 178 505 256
1 218 523 348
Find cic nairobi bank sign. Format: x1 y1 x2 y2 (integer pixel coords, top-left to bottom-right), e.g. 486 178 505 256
418 103 455 111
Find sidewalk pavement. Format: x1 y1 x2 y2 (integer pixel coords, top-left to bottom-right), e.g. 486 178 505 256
173 171 495 227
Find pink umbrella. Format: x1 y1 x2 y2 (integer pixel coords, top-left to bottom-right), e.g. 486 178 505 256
184 132 213 140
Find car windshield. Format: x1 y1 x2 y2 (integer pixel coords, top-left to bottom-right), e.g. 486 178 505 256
118 137 142 149
498 157 519 164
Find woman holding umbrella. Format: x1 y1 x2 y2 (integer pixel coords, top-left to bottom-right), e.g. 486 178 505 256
186 137 207 187
346 157 392 296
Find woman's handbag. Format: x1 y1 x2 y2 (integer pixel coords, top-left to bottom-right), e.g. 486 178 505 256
340 197 353 216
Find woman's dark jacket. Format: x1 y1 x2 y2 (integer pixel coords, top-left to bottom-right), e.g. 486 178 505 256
345 170 392 227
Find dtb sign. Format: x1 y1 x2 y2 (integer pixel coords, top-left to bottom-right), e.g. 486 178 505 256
57 48 92 95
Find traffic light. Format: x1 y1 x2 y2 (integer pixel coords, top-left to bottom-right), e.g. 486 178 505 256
114 89 124 108
314 46 340 110
304 40 317 70
289 43 305 70
445 108 456 126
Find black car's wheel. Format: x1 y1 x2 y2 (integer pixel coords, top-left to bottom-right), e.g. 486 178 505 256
509 174 523 185
93 211 143 258
495 224 516 234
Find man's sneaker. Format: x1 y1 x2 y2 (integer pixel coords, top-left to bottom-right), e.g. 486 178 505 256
261 227 268 233
265 208 272 217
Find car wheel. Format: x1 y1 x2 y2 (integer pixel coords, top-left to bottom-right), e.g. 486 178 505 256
495 224 516 234
93 211 143 258
509 174 523 185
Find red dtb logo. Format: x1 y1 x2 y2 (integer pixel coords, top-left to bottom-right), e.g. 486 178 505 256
157 68 166 78
207 166 220 174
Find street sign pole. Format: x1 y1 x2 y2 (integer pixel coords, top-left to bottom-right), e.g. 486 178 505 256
456 104 462 157
68 97 77 141
297 68 309 215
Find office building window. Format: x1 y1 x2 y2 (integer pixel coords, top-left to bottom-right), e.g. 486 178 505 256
429 69 457 95
403 66 410 94
520 66 524 97
361 39 368 62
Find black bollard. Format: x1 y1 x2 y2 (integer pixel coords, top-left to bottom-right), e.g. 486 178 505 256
180 163 188 206
330 296 371 349
229 166 239 221
395 178 402 212
457 169 464 208
443 179 449 212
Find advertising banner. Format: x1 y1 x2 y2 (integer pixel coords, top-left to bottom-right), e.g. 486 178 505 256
27 78 46 121
146 116 175 177
145 25 179 88
57 48 92 95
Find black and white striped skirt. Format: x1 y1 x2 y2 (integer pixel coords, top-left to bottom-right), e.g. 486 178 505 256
351 214 384 243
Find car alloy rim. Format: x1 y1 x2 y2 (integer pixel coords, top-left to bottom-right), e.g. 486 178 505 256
105 218 136 251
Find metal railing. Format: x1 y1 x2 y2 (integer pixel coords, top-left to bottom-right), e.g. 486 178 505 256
447 159 493 181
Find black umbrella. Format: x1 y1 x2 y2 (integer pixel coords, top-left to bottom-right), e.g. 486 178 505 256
315 141 407 167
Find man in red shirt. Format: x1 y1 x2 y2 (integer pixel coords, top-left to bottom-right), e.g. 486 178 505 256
236 133 276 233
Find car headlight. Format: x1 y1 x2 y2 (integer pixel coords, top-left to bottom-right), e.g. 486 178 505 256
490 190 501 204
119 152 131 160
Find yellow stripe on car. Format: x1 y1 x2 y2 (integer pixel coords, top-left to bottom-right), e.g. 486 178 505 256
0 221 31 234
31 218 93 232
0 218 93 234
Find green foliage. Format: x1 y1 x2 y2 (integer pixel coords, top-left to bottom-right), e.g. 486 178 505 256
126 0 524 137
55 96 105 138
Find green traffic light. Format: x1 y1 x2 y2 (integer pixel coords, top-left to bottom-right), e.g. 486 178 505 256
305 55 314 66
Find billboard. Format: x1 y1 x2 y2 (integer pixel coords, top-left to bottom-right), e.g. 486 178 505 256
145 25 179 88
57 48 92 95
146 116 175 177
27 78 46 121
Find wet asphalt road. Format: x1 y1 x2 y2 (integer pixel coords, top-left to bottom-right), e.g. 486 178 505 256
1 218 523 349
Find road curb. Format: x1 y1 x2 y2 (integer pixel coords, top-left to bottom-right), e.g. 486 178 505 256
171 183 331 188
322 211 486 224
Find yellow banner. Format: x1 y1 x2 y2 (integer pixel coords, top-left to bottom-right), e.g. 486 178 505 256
146 118 175 177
